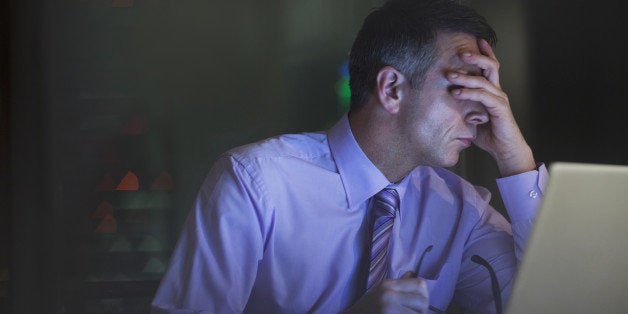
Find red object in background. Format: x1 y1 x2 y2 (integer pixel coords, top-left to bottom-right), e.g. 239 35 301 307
116 171 139 191
94 213 117 234
92 201 114 219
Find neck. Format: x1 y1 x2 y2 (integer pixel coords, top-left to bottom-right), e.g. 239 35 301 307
349 107 416 183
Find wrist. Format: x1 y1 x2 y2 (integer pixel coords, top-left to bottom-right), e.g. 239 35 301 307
494 145 536 177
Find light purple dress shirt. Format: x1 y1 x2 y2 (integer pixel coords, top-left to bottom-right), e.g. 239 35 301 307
152 114 548 313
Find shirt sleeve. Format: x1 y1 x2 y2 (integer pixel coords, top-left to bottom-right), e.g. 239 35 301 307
497 163 548 261
151 154 272 313
452 164 549 313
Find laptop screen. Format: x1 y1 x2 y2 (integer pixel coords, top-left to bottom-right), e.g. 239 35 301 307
507 162 628 314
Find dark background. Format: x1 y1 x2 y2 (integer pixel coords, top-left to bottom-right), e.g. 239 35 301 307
526 0 628 165
2 0 627 313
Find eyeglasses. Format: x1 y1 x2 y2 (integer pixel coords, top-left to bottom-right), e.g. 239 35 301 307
415 247 503 314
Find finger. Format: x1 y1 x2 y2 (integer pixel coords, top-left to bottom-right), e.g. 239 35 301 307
403 278 430 312
459 50 500 88
378 277 430 313
382 284 429 313
451 87 509 115
383 279 423 294
447 72 504 97
477 39 501 88
478 38 497 59
382 274 425 294
397 290 430 313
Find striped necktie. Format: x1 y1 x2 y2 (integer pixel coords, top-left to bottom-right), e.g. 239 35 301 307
366 187 399 291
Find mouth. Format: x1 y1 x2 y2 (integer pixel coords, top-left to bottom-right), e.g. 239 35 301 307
457 138 474 147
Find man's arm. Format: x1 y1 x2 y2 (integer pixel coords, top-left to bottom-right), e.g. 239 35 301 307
497 164 548 260
151 155 269 313
448 40 546 309
453 166 547 313
449 38 536 177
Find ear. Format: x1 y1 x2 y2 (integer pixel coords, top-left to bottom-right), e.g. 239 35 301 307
376 66 405 114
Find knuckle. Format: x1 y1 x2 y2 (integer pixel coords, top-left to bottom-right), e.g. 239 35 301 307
474 89 487 97
496 91 508 102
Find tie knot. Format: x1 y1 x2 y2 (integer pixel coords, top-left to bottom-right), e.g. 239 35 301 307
374 187 399 218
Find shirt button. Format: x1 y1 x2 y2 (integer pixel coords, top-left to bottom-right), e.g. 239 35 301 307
529 190 538 199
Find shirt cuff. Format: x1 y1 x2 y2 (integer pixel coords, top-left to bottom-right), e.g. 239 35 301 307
496 163 549 222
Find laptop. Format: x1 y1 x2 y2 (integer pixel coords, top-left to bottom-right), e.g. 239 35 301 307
506 162 628 313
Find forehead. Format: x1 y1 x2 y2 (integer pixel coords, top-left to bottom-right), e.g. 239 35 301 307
433 32 482 74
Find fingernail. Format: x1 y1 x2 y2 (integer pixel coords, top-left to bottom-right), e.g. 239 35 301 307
462 52 472 57
453 89 461 95
449 72 459 78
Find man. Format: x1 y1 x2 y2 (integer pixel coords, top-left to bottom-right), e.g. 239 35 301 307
152 0 547 313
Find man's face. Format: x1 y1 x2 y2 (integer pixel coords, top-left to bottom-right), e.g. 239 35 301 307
396 32 489 168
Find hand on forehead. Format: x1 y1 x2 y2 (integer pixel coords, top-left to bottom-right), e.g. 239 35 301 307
436 32 485 76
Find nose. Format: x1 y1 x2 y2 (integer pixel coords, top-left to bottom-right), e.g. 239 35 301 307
464 101 489 125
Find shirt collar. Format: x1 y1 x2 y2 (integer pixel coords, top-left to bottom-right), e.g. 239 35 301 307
327 114 391 209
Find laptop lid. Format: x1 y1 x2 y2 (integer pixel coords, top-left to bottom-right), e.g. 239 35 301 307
506 162 628 314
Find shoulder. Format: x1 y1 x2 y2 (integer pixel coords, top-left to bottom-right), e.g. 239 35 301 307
210 131 336 188
200 132 330 204
224 131 330 166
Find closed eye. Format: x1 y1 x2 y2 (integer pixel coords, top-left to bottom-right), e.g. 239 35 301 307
447 84 464 93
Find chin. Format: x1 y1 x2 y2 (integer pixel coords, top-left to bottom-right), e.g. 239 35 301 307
441 161 459 168
438 154 460 168
420 150 460 168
